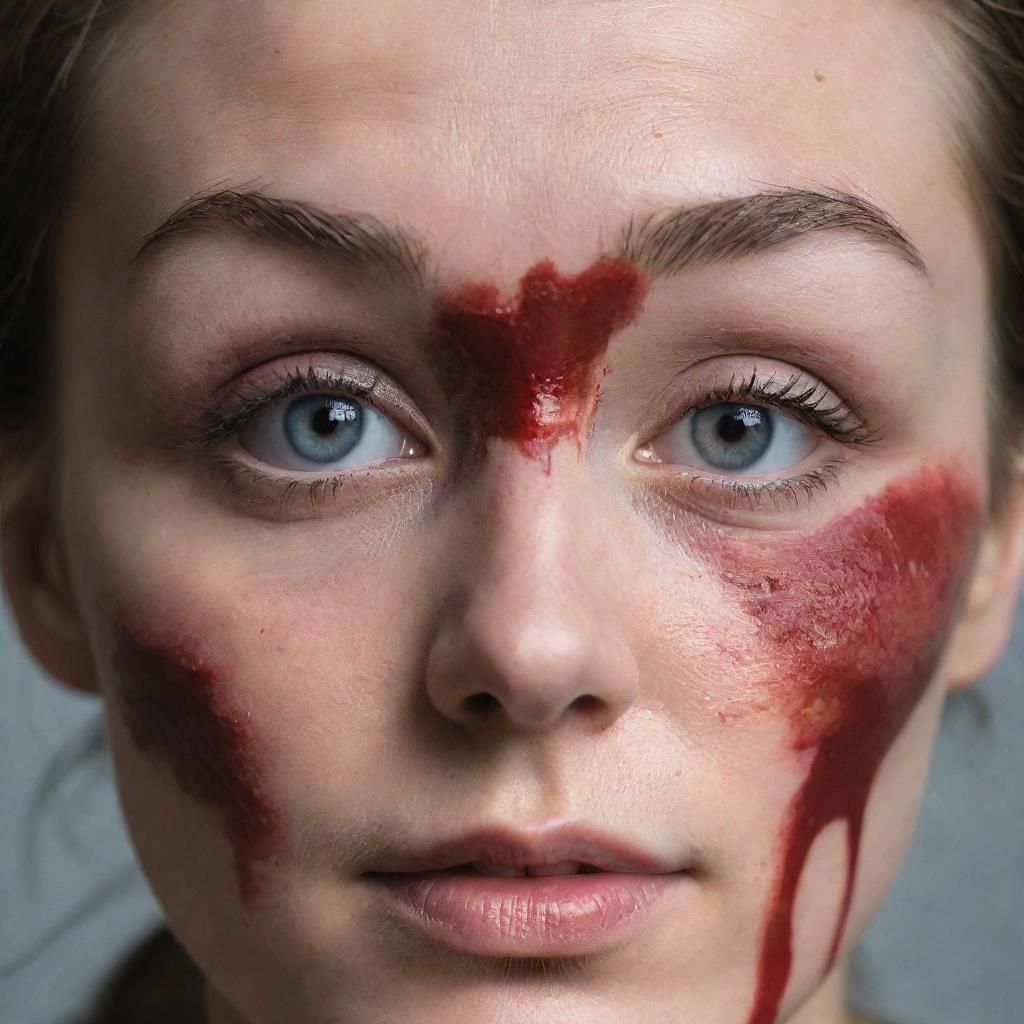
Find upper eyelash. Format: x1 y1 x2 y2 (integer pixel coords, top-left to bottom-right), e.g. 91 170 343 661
197 364 383 448
691 369 876 447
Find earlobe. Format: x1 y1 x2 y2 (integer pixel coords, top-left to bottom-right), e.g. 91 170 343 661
943 466 1024 690
0 448 97 694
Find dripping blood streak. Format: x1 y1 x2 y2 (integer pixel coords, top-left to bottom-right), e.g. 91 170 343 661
436 257 648 470
112 629 281 903
713 464 982 1024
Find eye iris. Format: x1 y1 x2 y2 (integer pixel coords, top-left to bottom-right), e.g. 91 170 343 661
285 394 364 463
691 403 773 470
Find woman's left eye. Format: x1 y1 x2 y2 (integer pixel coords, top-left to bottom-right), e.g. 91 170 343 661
237 392 424 472
640 402 818 475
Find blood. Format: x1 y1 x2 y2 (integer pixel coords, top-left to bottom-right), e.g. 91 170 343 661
707 464 982 1024
112 629 281 904
435 257 648 470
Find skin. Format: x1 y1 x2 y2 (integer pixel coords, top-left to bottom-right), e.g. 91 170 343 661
3 1 1024 1023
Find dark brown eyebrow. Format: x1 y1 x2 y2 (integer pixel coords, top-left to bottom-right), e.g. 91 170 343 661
134 186 925 292
133 188 431 290
617 187 927 278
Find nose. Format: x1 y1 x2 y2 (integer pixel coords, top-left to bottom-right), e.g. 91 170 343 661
424 446 641 735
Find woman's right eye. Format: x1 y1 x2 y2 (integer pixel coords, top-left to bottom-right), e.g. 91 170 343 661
236 392 425 472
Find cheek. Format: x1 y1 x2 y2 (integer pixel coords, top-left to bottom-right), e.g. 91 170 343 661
702 462 982 1024
714 461 981 756
102 549 424 908
111 626 284 903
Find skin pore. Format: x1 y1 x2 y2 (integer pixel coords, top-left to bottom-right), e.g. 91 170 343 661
4 2 1024 1023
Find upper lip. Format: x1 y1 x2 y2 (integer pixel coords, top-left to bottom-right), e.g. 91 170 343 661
365 820 683 874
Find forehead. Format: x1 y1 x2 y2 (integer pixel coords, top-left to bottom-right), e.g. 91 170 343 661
79 0 977 285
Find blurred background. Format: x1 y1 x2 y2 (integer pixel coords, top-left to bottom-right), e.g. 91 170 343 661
1 594 1022 1024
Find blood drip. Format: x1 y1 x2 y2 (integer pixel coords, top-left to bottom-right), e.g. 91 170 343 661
112 629 281 903
707 464 982 1024
436 257 648 470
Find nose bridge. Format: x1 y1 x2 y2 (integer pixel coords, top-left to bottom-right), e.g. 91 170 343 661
424 446 639 735
478 450 585 621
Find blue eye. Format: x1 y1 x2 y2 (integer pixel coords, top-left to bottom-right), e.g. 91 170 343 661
238 393 423 472
644 402 817 475
691 403 772 470
286 395 363 463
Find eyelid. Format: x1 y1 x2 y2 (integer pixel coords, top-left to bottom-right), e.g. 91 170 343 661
197 353 435 455
637 358 876 455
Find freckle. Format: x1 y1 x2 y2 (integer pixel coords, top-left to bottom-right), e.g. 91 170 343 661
651 125 663 138
814 69 826 82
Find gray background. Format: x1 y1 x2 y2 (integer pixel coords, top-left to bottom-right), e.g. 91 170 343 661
1 596 1021 1024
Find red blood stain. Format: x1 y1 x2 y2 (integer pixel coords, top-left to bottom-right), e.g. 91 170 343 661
707 464 982 1024
112 629 281 903
436 257 648 470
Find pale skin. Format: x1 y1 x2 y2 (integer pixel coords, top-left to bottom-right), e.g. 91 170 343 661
3 2 1024 1023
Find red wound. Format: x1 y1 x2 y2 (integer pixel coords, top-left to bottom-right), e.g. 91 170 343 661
710 465 981 1024
112 630 281 903
436 257 648 469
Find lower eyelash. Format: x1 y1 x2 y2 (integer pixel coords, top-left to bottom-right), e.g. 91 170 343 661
679 460 845 513
217 459 353 517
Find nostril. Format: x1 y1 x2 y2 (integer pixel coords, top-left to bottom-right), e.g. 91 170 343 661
571 694 603 713
464 692 499 715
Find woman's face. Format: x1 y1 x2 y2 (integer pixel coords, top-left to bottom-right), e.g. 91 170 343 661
15 1 1024 1022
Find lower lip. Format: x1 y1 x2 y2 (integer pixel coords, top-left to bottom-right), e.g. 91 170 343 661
364 869 688 957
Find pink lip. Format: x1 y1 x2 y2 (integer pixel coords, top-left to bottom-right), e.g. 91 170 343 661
362 821 690 957
364 820 683 874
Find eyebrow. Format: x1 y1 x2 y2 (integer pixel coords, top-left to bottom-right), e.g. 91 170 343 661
133 185 926 287
618 187 926 277
133 188 431 289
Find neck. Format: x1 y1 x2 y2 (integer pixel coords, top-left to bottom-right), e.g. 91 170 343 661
788 958 865 1024
205 984 250 1024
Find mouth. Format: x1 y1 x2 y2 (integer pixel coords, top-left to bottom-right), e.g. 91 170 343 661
394 860 609 876
361 822 691 958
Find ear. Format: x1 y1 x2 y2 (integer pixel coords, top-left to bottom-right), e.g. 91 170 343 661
0 441 97 693
944 463 1024 690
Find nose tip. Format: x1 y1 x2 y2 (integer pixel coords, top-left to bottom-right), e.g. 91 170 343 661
425 604 637 733
422 441 641 738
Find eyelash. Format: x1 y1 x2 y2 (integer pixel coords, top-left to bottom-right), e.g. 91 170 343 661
198 363 418 518
687 368 874 447
199 363 873 517
198 363 386 448
642 368 875 513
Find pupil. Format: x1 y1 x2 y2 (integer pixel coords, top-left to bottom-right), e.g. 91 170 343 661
311 406 339 436
690 402 772 471
717 413 748 444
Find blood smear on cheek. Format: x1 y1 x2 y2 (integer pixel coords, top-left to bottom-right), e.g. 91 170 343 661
435 257 648 470
112 629 282 904
710 463 982 1024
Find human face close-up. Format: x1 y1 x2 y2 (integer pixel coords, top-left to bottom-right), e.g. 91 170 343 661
6 2 1024 1023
